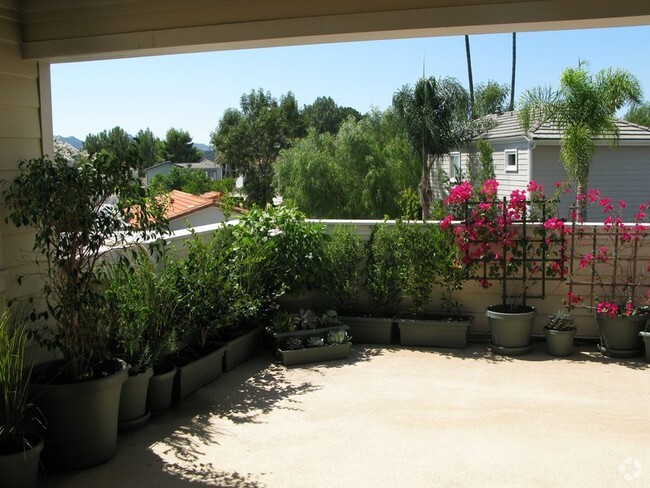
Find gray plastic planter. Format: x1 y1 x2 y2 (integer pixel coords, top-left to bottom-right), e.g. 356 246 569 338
339 315 394 344
31 359 128 469
639 331 650 362
173 343 227 401
486 305 537 356
278 343 352 366
118 368 153 432
222 327 261 371
596 313 647 357
147 362 177 412
0 436 43 488
398 315 473 349
544 328 576 357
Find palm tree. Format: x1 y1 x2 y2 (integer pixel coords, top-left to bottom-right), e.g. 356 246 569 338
519 62 642 219
465 35 474 117
509 33 516 111
393 77 482 219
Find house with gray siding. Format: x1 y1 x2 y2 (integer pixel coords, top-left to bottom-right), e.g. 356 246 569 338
440 111 650 220
144 159 223 187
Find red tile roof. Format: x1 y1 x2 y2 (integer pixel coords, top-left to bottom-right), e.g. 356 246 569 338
165 190 245 220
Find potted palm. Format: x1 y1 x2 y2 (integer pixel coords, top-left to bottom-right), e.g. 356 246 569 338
2 153 168 468
443 180 568 355
0 307 43 488
544 310 576 357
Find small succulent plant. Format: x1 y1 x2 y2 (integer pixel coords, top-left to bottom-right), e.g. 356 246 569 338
545 310 576 331
270 310 296 333
295 308 318 330
326 329 351 345
284 337 304 350
320 309 344 328
306 336 325 347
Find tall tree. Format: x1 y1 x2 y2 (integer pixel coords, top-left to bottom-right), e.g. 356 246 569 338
163 128 203 164
474 81 510 117
131 128 163 174
509 33 517 111
83 126 132 164
625 101 650 127
212 89 303 207
303 96 362 135
465 35 474 117
519 62 642 218
393 77 484 219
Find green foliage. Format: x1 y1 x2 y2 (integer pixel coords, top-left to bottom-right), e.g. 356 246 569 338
545 310 576 331
275 110 419 218
306 336 325 347
131 128 163 174
0 306 39 454
295 308 318 330
400 224 441 311
518 61 642 217
270 311 296 333
326 329 351 345
148 166 234 197
321 226 364 311
625 101 650 127
163 128 203 164
103 249 181 373
83 126 132 164
365 221 408 311
230 204 327 308
3 153 169 380
283 337 304 350
303 96 362 134
468 137 495 189
431 227 468 315
393 77 488 219
473 81 510 117
212 89 304 207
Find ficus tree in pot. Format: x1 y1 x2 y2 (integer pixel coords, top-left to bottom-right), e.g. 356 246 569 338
2 152 169 468
321 225 364 313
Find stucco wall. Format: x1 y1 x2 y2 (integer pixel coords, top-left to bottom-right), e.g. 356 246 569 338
0 2 47 304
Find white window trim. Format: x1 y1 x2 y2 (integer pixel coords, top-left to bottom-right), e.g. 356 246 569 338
505 149 518 173
449 152 461 180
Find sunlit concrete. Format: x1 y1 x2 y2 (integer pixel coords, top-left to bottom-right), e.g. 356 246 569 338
40 342 649 487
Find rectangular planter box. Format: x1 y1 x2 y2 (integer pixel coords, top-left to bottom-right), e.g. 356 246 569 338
398 315 473 349
222 326 262 372
173 343 227 401
278 342 352 367
339 315 394 344
270 325 350 349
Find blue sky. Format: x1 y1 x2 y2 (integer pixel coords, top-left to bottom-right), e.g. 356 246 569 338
51 25 650 145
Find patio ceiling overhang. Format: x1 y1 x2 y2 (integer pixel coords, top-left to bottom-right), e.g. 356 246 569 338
20 0 650 62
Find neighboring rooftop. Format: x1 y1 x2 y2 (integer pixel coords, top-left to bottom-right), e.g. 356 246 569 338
164 189 244 221
481 111 650 142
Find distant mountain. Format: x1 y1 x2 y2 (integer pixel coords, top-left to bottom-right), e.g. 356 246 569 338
55 135 83 149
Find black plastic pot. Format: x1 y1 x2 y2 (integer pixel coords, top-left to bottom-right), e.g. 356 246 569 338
118 368 153 432
596 313 647 358
0 436 43 488
147 362 177 412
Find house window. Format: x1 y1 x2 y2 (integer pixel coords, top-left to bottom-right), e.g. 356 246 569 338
449 153 461 180
505 149 518 173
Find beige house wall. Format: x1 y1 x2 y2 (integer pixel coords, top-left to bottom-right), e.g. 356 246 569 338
0 1 48 304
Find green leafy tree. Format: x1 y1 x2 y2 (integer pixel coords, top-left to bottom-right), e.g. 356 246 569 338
211 89 304 207
519 62 642 218
625 101 650 127
393 77 485 220
148 166 234 196
468 137 495 188
163 128 203 164
83 126 132 163
474 81 510 117
275 109 418 218
303 96 362 135
131 128 163 174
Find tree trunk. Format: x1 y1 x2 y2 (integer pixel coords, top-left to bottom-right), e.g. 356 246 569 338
509 32 517 111
465 35 474 118
575 181 588 222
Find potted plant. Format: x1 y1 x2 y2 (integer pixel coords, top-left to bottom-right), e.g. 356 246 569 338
398 223 473 349
443 180 568 355
639 325 650 363
564 190 650 357
266 308 350 348
544 310 576 357
0 307 43 488
103 247 181 427
277 329 353 367
2 153 168 468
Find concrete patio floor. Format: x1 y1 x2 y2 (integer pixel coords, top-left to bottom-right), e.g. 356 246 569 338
40 342 649 487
